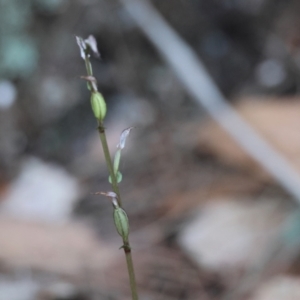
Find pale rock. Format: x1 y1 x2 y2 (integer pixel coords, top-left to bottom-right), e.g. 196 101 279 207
251 276 300 300
178 198 287 272
38 282 77 299
0 157 80 223
0 277 39 300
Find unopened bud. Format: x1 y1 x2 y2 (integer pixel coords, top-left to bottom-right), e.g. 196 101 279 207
91 92 106 121
113 207 129 242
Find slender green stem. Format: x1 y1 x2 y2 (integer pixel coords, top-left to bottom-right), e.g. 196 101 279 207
83 54 121 203
83 50 139 300
98 122 121 205
98 122 139 300
85 55 93 76
124 242 139 300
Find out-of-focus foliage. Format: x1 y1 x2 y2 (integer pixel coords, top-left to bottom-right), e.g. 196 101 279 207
0 0 36 77
0 0 65 78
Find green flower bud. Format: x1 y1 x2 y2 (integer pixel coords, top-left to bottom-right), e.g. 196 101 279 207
91 92 106 121
113 206 129 242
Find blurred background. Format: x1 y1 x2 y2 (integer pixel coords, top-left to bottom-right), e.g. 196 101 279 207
2 0 300 299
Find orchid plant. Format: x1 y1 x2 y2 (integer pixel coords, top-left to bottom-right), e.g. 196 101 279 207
76 35 139 300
